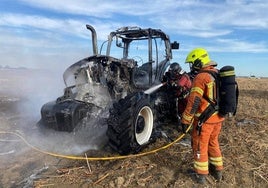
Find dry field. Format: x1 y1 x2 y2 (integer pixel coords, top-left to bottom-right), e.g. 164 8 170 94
0 69 267 187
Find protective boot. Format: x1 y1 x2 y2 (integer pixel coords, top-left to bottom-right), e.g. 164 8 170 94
215 170 222 182
187 169 206 184
195 174 206 184
209 163 223 181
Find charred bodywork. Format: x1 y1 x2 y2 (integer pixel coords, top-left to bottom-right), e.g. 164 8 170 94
40 25 179 154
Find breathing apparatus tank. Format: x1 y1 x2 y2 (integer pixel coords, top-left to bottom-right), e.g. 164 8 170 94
218 66 238 117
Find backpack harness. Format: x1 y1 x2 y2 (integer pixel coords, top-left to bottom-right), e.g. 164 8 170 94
196 66 239 135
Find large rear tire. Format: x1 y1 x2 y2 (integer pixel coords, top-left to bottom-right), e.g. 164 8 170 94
106 93 155 155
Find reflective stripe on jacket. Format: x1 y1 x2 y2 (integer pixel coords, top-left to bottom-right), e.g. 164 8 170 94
181 66 224 125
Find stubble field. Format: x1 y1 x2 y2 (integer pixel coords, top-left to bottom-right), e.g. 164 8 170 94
0 69 267 187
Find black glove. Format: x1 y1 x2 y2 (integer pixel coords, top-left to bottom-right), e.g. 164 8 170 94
180 90 189 98
162 72 171 83
161 75 168 83
181 123 189 134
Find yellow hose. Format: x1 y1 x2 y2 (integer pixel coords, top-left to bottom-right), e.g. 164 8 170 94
0 125 191 161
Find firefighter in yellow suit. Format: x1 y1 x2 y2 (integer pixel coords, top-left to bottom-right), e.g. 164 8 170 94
181 48 225 184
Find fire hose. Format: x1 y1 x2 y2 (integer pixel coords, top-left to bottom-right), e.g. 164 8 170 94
0 124 191 161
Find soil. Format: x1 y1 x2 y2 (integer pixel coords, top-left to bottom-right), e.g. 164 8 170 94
0 69 267 188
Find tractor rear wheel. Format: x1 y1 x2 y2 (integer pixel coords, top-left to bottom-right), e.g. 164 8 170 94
106 93 155 155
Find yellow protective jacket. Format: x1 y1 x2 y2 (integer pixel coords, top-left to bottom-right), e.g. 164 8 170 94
181 66 224 125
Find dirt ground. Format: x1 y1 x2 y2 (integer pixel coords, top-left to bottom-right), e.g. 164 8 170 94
0 69 267 188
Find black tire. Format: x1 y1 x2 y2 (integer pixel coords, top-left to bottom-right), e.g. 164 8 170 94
106 93 155 155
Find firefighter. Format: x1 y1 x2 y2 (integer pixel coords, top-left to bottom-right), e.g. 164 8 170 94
162 62 192 116
181 48 224 184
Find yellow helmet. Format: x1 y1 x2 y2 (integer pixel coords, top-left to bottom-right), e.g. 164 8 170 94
185 48 211 70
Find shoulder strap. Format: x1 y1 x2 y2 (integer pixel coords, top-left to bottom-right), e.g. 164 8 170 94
196 70 219 124
198 70 219 103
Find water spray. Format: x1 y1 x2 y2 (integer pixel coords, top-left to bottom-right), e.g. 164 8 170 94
144 82 166 95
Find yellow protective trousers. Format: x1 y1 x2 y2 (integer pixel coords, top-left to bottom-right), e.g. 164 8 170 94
192 120 223 175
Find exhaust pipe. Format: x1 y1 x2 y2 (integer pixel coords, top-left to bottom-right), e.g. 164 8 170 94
86 24 98 55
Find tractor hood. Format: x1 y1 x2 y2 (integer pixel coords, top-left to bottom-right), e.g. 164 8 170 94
63 55 107 87
59 55 112 109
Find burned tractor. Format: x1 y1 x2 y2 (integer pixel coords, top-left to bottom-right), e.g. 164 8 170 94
40 24 180 154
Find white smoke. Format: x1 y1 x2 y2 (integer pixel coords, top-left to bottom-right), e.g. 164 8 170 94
0 68 109 158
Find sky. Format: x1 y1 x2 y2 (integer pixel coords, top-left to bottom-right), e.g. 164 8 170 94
0 0 268 77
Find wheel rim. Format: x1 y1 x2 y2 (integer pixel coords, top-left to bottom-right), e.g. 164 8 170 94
135 106 153 145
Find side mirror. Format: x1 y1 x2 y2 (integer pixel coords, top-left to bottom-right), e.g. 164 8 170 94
171 41 179 49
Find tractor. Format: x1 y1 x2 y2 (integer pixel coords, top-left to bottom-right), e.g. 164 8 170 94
39 24 180 154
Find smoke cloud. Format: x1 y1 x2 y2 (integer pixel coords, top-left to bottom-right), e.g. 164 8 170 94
0 67 109 161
